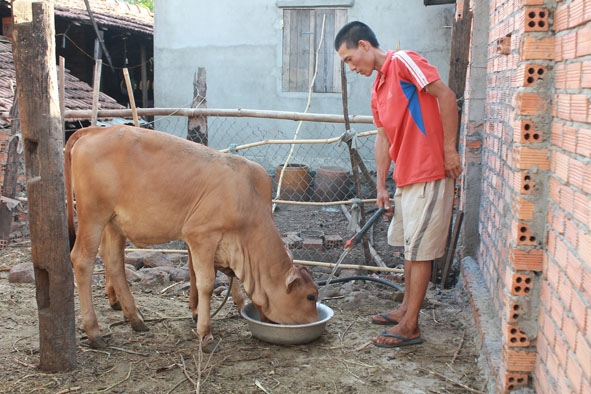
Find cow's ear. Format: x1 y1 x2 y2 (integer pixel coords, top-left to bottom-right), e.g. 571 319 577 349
285 267 300 293
285 246 294 261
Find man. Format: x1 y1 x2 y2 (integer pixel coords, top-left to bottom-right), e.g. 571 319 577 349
334 21 462 347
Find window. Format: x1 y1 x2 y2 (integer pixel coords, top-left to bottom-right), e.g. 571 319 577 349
281 8 347 93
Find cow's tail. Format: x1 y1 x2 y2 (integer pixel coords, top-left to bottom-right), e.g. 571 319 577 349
64 127 96 250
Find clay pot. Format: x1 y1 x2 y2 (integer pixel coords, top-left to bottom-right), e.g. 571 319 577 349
275 164 310 201
313 166 350 202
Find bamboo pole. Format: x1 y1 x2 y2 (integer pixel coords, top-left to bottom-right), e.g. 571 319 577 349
63 107 374 124
90 59 102 126
219 130 377 153
123 248 402 273
123 68 139 127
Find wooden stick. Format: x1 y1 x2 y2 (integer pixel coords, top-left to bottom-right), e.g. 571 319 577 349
123 68 139 127
420 368 485 394
451 330 466 365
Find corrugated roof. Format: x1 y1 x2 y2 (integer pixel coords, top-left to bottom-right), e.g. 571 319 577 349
0 37 125 128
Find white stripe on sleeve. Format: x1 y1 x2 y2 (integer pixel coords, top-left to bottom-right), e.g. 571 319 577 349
393 51 429 88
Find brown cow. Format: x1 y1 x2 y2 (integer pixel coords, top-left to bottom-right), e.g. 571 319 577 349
65 125 318 350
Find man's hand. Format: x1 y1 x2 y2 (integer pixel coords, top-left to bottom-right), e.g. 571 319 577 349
444 150 463 179
376 188 394 217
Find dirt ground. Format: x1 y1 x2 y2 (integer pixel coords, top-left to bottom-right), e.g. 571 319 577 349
0 205 488 394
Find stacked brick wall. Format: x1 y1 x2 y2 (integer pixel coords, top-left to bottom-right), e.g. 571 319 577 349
462 0 591 392
535 0 591 393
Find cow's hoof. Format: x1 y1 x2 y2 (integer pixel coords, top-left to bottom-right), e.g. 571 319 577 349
200 338 220 354
109 300 122 311
87 336 108 349
130 320 149 332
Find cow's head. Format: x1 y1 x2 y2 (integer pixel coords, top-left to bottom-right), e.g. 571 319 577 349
258 264 318 325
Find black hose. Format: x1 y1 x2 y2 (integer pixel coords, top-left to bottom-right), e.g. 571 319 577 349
316 275 403 292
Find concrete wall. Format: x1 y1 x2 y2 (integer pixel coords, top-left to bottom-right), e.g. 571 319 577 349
154 0 455 146
460 0 591 392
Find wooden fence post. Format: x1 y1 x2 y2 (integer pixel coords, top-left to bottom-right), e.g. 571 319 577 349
0 93 22 249
12 0 77 371
187 67 208 145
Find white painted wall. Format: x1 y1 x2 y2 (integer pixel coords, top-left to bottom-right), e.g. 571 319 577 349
154 0 454 168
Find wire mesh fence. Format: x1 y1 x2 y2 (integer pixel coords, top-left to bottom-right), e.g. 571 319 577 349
139 111 402 272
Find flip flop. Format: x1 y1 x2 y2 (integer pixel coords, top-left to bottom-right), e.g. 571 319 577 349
371 313 399 326
372 331 423 348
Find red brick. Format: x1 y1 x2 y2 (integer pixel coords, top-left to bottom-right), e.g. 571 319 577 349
576 127 591 157
573 192 589 229
577 27 591 57
553 151 570 182
555 36 564 62
534 362 552 394
504 345 537 372
552 334 568 372
563 315 578 350
565 219 579 249
562 32 577 60
522 35 555 60
514 222 538 246
510 247 543 271
570 291 588 333
302 237 323 250
567 352 584 393
571 94 589 122
580 231 591 264
569 0 585 28
545 345 561 378
557 369 574 394
578 333 591 380
554 3 569 32
523 7 549 32
514 197 535 221
504 320 531 347
568 160 585 190
550 287 565 328
583 61 591 88
559 184 575 214
500 364 529 392
514 146 550 170
566 62 583 89
555 93 570 120
515 92 549 115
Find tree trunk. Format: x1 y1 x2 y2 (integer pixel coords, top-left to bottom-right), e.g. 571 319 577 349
187 67 208 145
12 0 77 372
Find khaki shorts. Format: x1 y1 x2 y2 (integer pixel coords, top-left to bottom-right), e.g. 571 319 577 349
387 178 454 261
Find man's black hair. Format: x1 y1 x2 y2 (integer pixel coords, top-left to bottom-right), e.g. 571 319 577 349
334 21 380 51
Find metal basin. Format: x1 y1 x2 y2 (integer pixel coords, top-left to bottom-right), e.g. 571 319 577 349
240 302 333 345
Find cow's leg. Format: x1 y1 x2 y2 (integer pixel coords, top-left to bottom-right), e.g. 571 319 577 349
229 276 246 311
100 223 148 333
71 224 106 348
186 239 218 352
188 253 199 321
103 241 121 311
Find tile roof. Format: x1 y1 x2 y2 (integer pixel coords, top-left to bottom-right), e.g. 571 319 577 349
54 0 153 36
0 37 125 128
